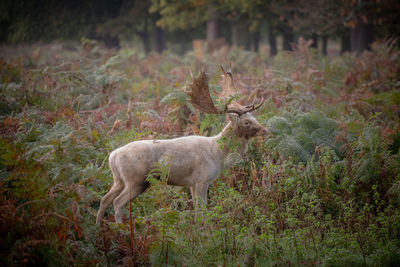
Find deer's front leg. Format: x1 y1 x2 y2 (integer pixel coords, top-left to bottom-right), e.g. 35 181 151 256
194 184 208 208
190 187 196 206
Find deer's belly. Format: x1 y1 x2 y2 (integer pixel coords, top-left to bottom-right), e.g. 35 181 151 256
159 156 196 186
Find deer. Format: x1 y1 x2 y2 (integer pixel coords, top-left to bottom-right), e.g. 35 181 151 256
96 66 268 225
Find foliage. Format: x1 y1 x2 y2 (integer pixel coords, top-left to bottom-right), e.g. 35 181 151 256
0 40 400 266
344 38 400 93
266 110 340 162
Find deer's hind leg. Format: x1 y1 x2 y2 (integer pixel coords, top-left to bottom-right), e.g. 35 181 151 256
96 157 124 225
96 181 124 225
113 180 146 224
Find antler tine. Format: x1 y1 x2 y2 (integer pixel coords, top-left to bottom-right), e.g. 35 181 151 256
245 103 255 109
226 97 265 117
220 65 226 75
226 64 233 78
220 64 233 78
219 64 237 98
247 97 265 112
226 108 245 116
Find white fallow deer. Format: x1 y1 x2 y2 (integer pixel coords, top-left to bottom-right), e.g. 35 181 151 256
96 66 267 225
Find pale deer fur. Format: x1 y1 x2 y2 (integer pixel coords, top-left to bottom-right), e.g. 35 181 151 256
96 67 267 225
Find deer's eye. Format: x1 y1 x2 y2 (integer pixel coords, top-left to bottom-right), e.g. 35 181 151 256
244 121 250 126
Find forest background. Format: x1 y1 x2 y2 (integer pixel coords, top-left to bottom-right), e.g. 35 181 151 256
1 0 400 266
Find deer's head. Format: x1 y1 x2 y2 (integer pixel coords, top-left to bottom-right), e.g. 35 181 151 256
185 65 268 139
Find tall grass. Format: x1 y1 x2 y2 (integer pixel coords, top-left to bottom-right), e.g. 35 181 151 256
1 39 399 266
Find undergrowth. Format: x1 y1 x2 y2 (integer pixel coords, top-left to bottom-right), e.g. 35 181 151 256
1 39 400 266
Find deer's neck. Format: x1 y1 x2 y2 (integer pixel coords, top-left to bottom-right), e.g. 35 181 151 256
214 121 249 157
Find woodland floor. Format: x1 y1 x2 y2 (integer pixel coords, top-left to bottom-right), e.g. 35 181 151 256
1 39 400 266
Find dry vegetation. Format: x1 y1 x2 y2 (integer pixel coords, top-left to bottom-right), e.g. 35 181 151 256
1 38 400 266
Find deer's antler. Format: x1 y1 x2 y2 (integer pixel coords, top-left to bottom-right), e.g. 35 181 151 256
184 66 265 116
219 65 264 116
226 97 265 116
217 65 237 98
184 70 220 114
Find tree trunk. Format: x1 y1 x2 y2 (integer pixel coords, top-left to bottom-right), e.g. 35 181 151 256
153 26 166 53
252 31 260 52
268 27 277 56
153 14 166 53
350 18 374 54
232 22 239 46
311 33 318 49
245 32 251 51
231 20 250 50
283 31 294 51
206 18 221 42
341 30 351 53
140 12 150 54
322 35 328 56
205 6 224 53
140 33 150 54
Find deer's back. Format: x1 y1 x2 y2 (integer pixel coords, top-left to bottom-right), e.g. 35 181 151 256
110 135 223 186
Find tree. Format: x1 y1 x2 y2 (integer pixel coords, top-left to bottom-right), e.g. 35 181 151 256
0 0 122 44
151 0 209 34
271 0 344 54
254 1 280 56
206 4 222 42
152 0 229 54
153 13 167 53
221 2 249 49
342 0 400 54
98 1 154 53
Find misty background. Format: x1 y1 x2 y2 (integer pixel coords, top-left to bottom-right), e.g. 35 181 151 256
1 0 399 56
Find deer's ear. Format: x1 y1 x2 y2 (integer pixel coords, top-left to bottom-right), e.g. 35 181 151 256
227 113 240 123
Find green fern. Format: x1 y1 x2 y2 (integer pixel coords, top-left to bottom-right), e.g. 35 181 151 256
266 110 339 162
